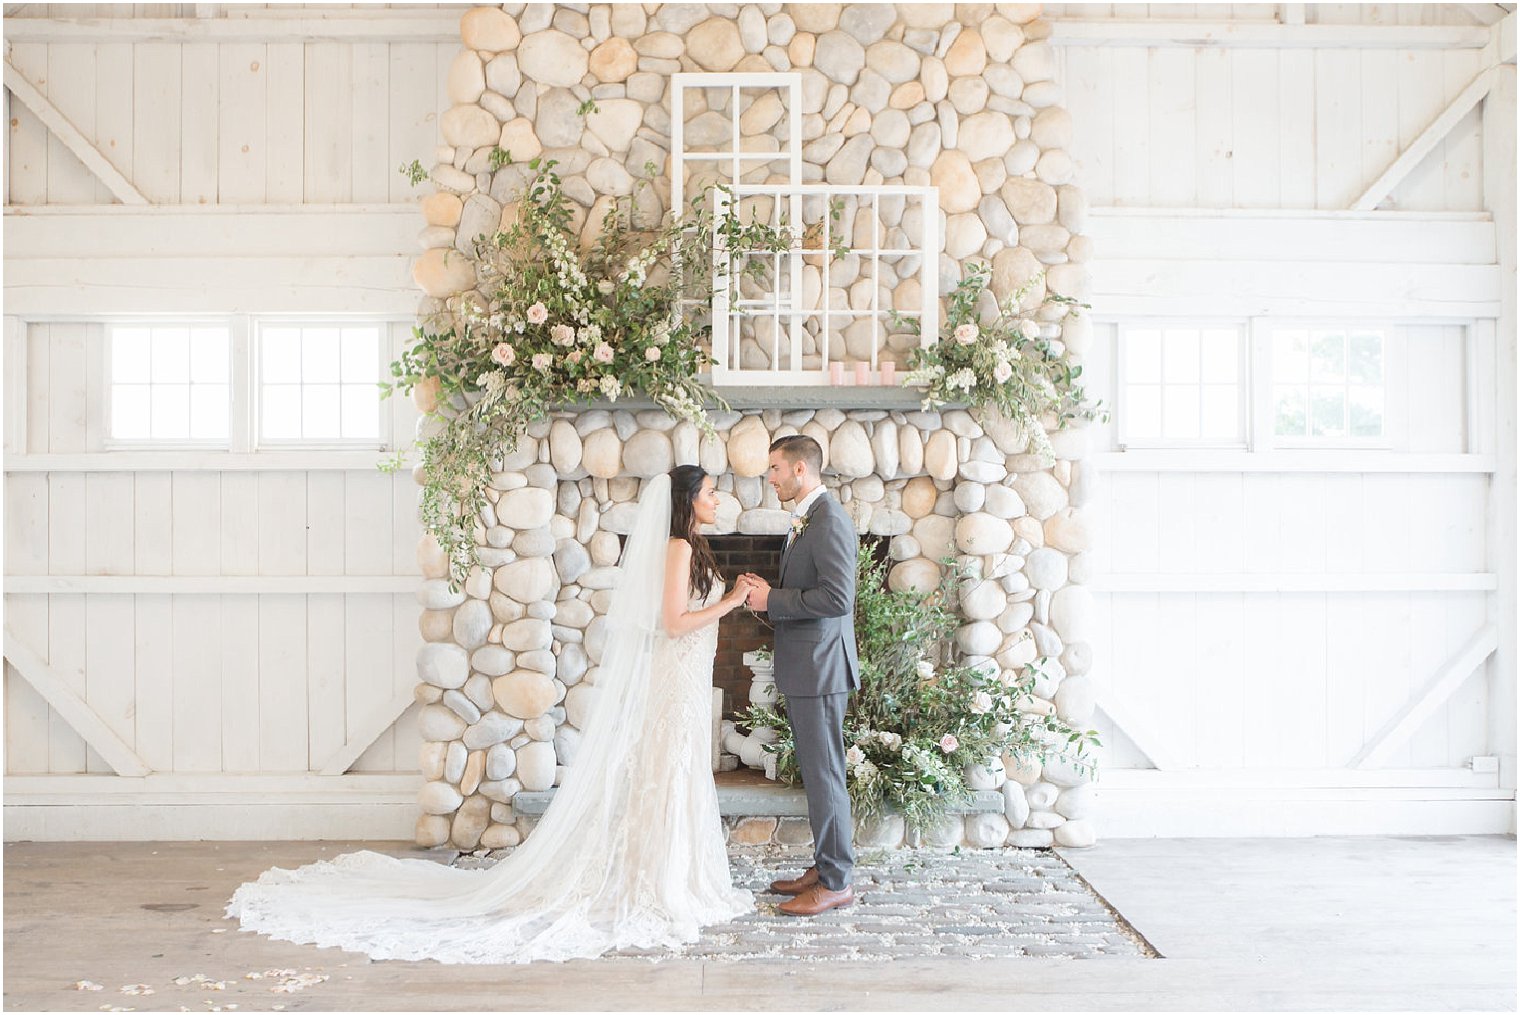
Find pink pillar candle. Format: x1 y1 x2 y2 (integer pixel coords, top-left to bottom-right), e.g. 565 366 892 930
853 361 869 386
880 361 896 385
828 362 843 385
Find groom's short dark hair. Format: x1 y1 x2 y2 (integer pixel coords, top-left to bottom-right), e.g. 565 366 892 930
769 434 822 476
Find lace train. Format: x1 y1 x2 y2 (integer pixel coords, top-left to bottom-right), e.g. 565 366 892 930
226 581 753 964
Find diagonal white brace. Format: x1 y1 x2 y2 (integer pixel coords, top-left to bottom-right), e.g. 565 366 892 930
3 58 149 206
3 626 152 777
1351 624 1499 769
1352 65 1500 212
317 690 417 776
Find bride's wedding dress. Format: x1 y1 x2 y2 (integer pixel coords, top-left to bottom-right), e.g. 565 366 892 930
226 474 753 964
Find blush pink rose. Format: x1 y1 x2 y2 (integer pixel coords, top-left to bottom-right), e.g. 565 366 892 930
938 733 959 754
593 342 615 364
526 302 548 325
490 342 515 367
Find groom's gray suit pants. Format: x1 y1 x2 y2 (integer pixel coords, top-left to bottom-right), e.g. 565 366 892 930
787 691 854 891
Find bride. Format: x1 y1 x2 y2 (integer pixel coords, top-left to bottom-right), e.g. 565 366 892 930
227 465 759 963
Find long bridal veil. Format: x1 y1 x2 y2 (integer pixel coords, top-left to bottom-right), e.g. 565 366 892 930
227 472 740 964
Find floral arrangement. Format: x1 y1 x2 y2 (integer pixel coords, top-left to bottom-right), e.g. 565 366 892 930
380 158 797 589
898 263 1109 462
740 544 1101 834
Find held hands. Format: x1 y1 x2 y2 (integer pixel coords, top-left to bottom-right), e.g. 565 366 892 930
738 572 771 612
722 574 760 611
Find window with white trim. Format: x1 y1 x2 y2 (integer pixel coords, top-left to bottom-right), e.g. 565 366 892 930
1270 325 1386 443
1117 322 1246 447
107 323 231 443
256 322 383 444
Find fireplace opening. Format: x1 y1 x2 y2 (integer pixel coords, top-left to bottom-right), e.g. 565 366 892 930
705 532 891 717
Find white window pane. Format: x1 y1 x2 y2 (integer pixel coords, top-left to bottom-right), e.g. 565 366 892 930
1162 329 1200 384
1162 385 1200 439
262 384 301 438
302 328 341 383
1310 329 1346 383
1349 385 1384 437
151 328 189 383
1200 384 1239 439
112 328 151 383
340 328 380 382
1274 385 1307 436
1348 331 1383 384
190 384 229 439
111 384 150 438
150 384 189 438
1125 329 1161 383
1124 384 1161 439
1310 388 1346 437
190 328 229 383
1274 330 1308 383
341 384 380 439
1200 329 1238 383
302 383 341 437
262 328 302 383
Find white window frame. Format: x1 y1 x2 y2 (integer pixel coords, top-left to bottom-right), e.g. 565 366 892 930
710 183 941 387
102 317 237 451
251 314 395 451
670 72 802 223
1112 318 1250 451
1253 317 1404 453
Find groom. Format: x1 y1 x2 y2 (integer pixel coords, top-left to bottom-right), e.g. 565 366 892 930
742 434 860 916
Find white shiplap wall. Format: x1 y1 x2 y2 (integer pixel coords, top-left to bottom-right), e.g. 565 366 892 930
2 4 1514 839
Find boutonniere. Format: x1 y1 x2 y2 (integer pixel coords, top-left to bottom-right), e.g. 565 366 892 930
790 514 811 539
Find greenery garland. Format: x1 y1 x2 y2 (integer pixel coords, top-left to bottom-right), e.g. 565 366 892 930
741 544 1102 834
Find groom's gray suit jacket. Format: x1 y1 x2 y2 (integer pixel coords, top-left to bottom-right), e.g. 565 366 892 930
765 490 860 698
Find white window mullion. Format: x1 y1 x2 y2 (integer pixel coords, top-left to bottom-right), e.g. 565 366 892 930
230 313 253 453
1248 317 1274 455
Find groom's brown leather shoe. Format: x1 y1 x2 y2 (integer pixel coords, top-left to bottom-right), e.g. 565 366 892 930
778 883 855 917
769 866 819 896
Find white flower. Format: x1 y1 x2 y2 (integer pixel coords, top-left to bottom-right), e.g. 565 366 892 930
855 759 878 781
593 342 615 364
878 731 903 752
532 352 553 371
599 375 622 400
993 360 1013 384
969 690 994 714
550 323 575 346
645 346 661 362
916 659 935 680
948 367 977 392
953 322 979 344
845 745 865 766
597 279 615 295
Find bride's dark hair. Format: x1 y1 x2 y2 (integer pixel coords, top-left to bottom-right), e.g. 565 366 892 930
668 465 719 601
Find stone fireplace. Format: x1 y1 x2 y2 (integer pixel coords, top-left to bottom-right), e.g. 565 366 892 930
412 401 1097 852
410 2 1098 852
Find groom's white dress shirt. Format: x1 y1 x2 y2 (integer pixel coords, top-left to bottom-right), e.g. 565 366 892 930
786 484 827 547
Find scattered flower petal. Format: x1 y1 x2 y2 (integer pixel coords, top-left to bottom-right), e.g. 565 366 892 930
74 980 105 991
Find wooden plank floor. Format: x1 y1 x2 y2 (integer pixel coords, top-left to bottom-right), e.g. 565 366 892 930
3 835 1514 1011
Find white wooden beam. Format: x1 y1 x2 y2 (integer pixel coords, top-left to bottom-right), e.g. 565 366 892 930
1099 767 1502 789
1091 258 1502 318
5 575 421 594
1496 12 1517 64
1351 625 1500 769
3 772 420 802
1088 209 1497 265
2 59 147 206
1353 66 1501 212
1096 698 1181 772
1091 450 1497 474
1094 573 1499 594
4 450 403 472
3 628 152 777
318 692 417 776
1 16 463 43
1280 4 1305 26
1050 19 1491 49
